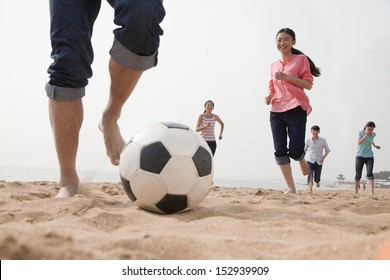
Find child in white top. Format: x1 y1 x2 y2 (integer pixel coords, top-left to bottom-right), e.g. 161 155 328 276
304 125 330 193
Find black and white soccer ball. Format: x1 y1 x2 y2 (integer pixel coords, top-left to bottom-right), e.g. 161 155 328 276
119 122 214 214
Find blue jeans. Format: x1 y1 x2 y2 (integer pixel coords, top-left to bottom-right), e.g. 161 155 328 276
307 161 322 183
46 0 165 101
270 106 307 165
355 157 374 181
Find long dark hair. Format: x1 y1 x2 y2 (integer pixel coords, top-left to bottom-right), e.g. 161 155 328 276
276 28 321 77
363 121 376 130
203 100 214 113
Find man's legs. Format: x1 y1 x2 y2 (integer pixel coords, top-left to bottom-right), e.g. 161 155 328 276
49 99 83 197
102 0 165 165
49 59 143 196
47 0 100 197
100 58 143 166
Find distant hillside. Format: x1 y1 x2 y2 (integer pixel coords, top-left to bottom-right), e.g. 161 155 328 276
374 171 390 180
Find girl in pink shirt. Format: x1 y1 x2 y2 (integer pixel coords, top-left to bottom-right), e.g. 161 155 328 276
265 28 321 194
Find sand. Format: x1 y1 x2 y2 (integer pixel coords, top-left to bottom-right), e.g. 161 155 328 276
0 180 389 260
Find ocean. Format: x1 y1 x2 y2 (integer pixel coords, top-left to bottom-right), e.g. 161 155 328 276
0 165 345 191
0 165 120 183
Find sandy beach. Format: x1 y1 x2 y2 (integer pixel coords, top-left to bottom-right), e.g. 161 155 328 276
0 180 390 260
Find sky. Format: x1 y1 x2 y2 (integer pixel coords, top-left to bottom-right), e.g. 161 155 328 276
0 0 389 185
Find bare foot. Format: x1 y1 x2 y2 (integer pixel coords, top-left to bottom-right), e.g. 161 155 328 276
299 160 310 176
99 121 126 166
307 182 313 193
355 181 360 194
316 182 320 188
55 185 78 198
283 189 296 194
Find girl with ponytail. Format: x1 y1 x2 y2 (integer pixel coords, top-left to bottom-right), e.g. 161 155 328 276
196 100 224 156
265 28 321 194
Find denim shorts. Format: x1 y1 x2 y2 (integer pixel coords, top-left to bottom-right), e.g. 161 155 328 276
46 0 165 101
270 106 307 165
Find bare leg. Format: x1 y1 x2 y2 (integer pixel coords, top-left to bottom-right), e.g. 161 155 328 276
49 99 83 197
306 162 313 193
307 174 313 193
279 164 296 194
354 180 360 194
100 58 143 166
369 179 375 195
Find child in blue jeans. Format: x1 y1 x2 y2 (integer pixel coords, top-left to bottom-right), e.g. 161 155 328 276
355 121 381 195
304 125 330 193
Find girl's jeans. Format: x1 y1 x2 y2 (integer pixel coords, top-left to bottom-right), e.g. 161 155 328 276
355 156 374 181
270 106 307 165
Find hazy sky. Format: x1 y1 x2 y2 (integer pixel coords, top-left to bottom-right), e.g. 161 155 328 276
0 0 389 184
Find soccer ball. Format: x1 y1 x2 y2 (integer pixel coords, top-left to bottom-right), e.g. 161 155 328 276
119 122 214 214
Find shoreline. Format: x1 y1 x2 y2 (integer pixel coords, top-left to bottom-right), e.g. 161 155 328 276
0 164 352 190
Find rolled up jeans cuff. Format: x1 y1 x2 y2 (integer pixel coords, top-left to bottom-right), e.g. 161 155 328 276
46 83 85 101
110 39 158 71
294 152 306 161
275 155 291 165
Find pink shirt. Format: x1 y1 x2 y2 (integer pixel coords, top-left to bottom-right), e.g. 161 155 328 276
268 54 313 115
